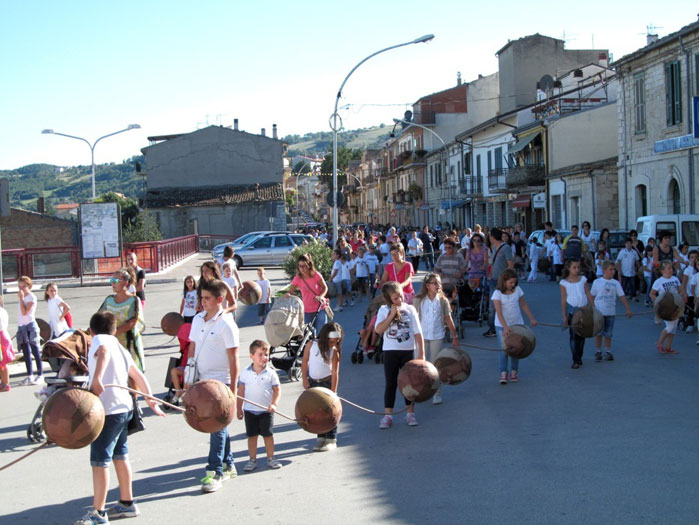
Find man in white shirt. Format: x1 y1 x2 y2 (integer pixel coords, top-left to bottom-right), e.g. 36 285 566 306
407 231 423 273
187 279 240 493
616 238 640 301
460 228 472 250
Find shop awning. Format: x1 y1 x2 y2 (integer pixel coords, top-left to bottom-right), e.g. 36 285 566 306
441 199 466 209
511 194 531 208
508 133 540 154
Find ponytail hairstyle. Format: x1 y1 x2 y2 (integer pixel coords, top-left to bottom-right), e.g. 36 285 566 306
44 282 57 301
316 322 344 363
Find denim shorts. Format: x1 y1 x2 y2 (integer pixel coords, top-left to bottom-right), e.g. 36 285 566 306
599 315 615 338
342 280 352 293
90 411 132 467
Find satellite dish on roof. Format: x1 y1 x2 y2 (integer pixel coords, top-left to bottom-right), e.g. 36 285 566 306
537 74 554 92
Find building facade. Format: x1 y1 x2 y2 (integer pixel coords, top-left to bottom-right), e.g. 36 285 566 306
614 20 699 229
141 124 286 237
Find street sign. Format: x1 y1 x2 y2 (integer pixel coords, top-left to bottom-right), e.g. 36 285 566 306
390 209 396 218
80 202 122 259
533 192 546 209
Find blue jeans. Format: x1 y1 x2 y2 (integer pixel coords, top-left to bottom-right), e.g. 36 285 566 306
305 310 328 337
422 252 435 271
18 322 42 376
645 275 652 303
207 426 233 476
495 327 519 373
90 411 132 467
566 304 585 363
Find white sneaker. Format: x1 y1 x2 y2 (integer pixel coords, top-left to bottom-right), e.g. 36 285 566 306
686 326 695 333
406 413 419 426
20 376 34 386
31 375 44 385
432 393 443 405
201 471 223 493
379 415 392 429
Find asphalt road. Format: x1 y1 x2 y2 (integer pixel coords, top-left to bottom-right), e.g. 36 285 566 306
1 254 698 524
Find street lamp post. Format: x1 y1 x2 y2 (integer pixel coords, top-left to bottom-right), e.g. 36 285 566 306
392 118 452 227
42 124 141 201
330 34 434 246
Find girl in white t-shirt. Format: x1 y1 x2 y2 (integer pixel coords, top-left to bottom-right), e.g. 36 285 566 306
17 276 43 384
256 268 272 325
302 322 343 452
491 269 537 384
642 246 654 306
552 234 564 281
374 281 424 429
650 261 685 354
560 259 594 369
180 275 198 323
44 282 71 339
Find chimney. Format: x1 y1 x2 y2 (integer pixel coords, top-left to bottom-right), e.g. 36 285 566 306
37 197 45 214
647 34 658 45
456 71 462 86
234 118 239 131
598 52 608 68
272 124 278 139
261 128 266 137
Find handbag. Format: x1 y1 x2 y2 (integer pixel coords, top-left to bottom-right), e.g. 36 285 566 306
114 343 146 435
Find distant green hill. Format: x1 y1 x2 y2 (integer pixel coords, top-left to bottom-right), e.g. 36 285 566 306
0 156 145 212
284 125 391 155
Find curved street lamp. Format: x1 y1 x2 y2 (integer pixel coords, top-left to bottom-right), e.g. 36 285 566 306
42 124 141 201
392 117 452 227
330 34 434 244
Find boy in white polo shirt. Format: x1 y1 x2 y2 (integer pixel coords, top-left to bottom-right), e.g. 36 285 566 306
186 279 240 494
236 340 281 471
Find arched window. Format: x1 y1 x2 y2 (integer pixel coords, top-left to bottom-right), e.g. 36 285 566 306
635 184 647 218
668 179 681 214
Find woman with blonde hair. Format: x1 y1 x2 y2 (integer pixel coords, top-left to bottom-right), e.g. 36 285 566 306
413 273 458 404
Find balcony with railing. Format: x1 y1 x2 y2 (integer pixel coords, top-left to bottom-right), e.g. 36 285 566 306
488 165 546 193
459 175 483 196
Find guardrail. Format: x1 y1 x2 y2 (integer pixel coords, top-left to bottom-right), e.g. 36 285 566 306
2 234 205 282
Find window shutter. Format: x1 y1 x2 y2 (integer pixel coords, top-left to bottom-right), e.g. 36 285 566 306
673 62 682 124
665 63 673 126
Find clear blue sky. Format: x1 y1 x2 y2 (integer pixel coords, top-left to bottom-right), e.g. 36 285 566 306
1 1 697 170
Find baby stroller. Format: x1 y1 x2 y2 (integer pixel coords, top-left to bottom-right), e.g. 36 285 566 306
457 272 489 327
29 330 91 443
351 296 385 364
264 296 315 381
162 322 192 410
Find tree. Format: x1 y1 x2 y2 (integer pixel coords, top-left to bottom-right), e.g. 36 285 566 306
123 210 162 243
293 161 312 174
319 147 361 191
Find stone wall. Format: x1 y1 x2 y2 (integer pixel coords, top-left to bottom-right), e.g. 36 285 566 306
153 201 286 238
0 208 77 249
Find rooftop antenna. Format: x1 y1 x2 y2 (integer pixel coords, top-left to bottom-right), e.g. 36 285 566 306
562 30 577 45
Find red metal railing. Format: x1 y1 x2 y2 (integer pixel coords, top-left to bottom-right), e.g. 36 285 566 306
2 234 202 282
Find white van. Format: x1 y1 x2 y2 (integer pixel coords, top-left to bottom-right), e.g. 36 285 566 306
635 215 699 249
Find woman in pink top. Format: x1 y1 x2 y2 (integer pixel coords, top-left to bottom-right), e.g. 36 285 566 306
287 253 328 335
377 243 415 303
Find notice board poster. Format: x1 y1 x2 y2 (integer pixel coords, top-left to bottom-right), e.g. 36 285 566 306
80 203 121 259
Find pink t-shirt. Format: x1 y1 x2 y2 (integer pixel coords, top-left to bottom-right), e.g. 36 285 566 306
291 272 326 314
385 262 415 294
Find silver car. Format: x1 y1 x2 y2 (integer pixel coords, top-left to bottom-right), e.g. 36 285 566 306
234 234 314 268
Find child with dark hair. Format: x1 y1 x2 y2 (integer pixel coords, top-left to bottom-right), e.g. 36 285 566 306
375 282 424 429
180 275 197 323
74 311 164 525
237 340 281 470
302 322 343 451
187 278 240 493
650 261 684 354
560 259 594 369
17 276 43 385
590 260 633 361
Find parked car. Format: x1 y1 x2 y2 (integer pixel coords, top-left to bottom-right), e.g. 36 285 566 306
636 214 699 250
211 231 290 260
233 234 311 268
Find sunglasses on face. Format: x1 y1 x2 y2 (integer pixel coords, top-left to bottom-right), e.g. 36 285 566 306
109 277 122 284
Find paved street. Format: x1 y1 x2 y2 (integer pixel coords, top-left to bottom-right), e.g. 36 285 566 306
1 254 698 524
